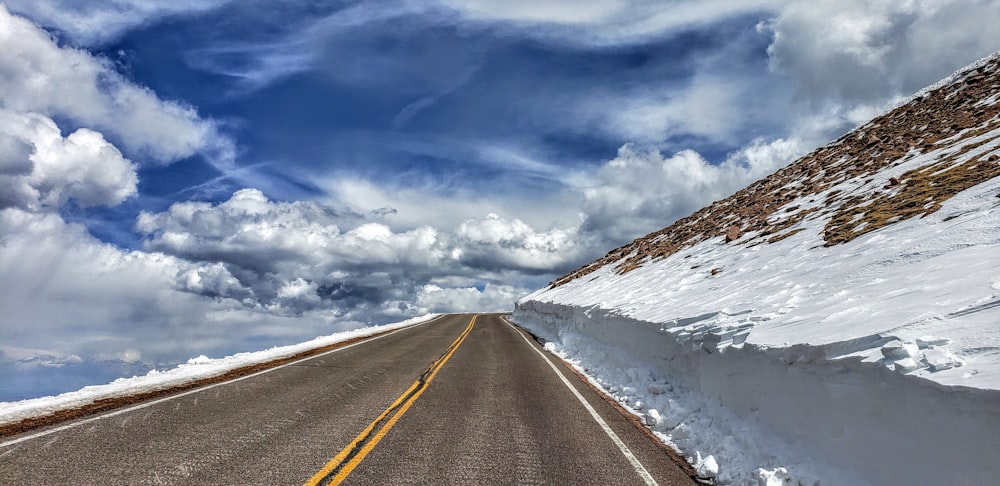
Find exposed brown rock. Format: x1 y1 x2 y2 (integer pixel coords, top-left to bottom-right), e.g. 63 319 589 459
724 225 742 242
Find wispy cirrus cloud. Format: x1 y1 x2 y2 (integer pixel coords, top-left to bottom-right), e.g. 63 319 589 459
4 0 234 46
182 1 447 92
435 0 784 46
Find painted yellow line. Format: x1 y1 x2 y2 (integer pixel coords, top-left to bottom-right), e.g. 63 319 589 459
304 315 477 486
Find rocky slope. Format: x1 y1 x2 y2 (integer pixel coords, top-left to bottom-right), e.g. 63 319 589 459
553 53 1000 286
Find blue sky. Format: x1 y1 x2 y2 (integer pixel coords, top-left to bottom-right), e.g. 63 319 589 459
2 0 999 401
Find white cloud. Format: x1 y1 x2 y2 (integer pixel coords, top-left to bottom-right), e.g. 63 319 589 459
729 137 804 177
0 110 137 210
598 76 746 145
324 176 581 233
450 0 999 158
454 213 583 273
0 205 373 388
0 5 232 166
413 283 525 314
581 140 801 243
276 278 322 308
763 0 1000 105
136 188 450 274
438 0 783 46
441 0 625 25
5 0 233 46
176 262 251 301
0 210 211 359
133 188 588 319
183 2 443 92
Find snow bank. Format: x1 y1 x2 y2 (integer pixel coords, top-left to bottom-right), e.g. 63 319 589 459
513 174 1000 484
0 314 439 427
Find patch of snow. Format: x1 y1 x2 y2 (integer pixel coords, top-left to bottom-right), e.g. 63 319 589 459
695 452 719 479
916 335 951 349
893 357 921 373
880 340 919 360
755 467 792 486
644 408 661 426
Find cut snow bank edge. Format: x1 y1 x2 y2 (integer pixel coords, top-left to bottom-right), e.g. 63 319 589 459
512 302 1000 486
0 314 440 428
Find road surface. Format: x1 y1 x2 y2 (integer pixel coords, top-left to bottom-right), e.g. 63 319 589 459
1 314 694 485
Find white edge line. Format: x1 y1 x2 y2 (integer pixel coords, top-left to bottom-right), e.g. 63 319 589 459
0 316 444 449
501 316 658 486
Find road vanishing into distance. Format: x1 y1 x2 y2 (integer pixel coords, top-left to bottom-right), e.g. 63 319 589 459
1 314 694 485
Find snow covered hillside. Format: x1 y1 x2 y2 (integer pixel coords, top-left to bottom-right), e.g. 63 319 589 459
513 52 1000 485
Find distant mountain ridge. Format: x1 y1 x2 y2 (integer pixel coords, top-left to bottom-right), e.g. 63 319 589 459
553 52 1000 288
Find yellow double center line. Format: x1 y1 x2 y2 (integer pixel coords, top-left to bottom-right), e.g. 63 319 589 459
304 315 477 486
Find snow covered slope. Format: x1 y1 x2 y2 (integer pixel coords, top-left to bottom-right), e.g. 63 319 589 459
513 53 1000 485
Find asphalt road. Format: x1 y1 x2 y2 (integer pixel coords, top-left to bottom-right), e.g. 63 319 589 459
0 314 694 485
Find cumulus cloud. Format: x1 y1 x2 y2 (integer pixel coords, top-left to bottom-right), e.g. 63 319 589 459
763 0 1000 105
413 283 524 314
0 111 322 394
136 188 447 275
5 0 234 46
1 209 243 361
454 213 582 274
0 5 232 165
136 189 579 317
175 262 251 301
0 110 137 211
0 204 381 400
580 140 801 243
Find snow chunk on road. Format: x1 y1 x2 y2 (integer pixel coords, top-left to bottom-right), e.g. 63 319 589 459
644 408 662 426
880 340 919 360
695 452 719 479
924 348 963 372
755 467 792 486
893 358 921 373
916 336 951 349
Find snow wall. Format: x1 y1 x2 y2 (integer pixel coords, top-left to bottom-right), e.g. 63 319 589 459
512 300 1000 485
